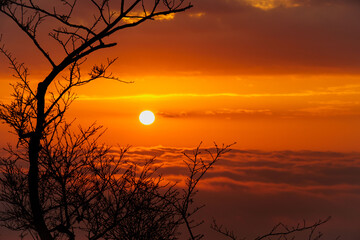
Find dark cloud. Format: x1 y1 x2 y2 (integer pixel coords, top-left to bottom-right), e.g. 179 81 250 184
1 0 360 75
301 0 360 6
109 146 360 239
233 0 360 9
123 0 360 74
119 146 360 192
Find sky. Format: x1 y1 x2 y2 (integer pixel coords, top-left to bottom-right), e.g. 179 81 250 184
1 0 360 239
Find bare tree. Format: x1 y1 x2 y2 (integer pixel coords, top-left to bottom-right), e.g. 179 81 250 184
0 1 333 240
0 1 209 239
0 115 234 239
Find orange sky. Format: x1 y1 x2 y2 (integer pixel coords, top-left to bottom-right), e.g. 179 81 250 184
1 0 360 151
1 0 360 238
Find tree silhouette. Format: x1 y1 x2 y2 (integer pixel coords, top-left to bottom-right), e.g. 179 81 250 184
0 118 232 239
0 1 331 240
0 1 220 239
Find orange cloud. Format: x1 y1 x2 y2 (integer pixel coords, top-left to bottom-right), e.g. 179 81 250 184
244 0 301 10
122 12 175 23
188 12 206 18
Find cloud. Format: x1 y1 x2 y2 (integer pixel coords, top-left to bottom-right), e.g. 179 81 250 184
160 0 360 74
188 12 206 18
205 108 273 116
108 146 360 239
77 93 241 100
243 0 301 10
2 143 359 238
112 146 360 195
301 0 360 6
295 105 355 116
2 0 360 75
238 0 360 10
77 85 360 101
156 108 273 119
122 12 176 23
156 111 189 118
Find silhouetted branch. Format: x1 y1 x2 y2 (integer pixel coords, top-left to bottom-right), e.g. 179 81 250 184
212 217 332 240
175 142 236 240
255 217 331 240
211 219 242 240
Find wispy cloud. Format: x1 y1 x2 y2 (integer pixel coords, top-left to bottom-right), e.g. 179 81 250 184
77 86 360 101
244 0 301 10
188 12 206 18
157 108 273 119
241 0 360 10
205 108 273 116
77 93 241 100
121 11 175 24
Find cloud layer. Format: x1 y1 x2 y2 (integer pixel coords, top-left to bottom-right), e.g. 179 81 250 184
120 146 360 194
110 145 360 239
2 0 360 75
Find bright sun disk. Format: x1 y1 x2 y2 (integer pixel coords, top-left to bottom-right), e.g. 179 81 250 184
139 110 155 125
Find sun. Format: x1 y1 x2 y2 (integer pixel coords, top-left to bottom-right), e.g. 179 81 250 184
139 110 155 125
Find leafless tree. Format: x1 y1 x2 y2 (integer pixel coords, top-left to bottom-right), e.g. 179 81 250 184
0 1 333 240
0 1 213 239
0 115 233 239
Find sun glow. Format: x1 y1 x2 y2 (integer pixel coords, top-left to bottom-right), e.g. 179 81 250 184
139 110 155 125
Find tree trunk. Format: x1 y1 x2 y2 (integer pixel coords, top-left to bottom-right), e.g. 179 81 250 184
28 82 53 240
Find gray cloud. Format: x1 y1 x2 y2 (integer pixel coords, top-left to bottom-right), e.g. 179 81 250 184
108 145 360 239
115 146 360 193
